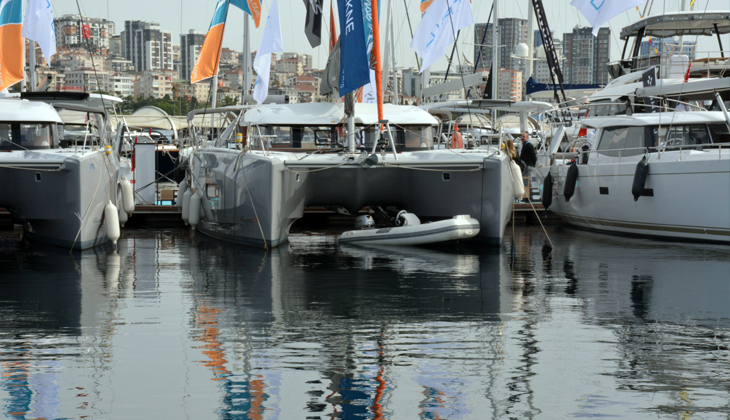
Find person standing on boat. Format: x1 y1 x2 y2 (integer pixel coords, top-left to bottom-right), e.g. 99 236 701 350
450 124 463 149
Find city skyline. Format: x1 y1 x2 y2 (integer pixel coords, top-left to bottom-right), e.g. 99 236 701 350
54 0 727 72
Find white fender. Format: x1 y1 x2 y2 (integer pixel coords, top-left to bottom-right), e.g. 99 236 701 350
177 179 188 211
189 192 202 228
510 160 525 199
105 200 121 245
201 192 214 222
119 205 128 227
181 189 192 225
121 178 135 214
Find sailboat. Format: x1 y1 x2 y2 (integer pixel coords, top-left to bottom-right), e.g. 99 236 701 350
0 1 126 250
183 0 519 247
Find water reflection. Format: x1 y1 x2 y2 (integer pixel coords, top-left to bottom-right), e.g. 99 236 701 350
0 226 726 419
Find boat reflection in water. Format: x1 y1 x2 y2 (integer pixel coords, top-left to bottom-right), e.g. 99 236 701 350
0 227 727 418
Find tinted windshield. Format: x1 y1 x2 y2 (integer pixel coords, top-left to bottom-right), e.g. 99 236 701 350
0 122 57 150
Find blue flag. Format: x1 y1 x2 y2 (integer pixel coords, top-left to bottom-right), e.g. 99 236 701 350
338 0 370 97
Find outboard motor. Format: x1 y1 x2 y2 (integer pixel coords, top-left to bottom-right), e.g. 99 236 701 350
632 156 649 201
564 162 579 202
354 214 375 229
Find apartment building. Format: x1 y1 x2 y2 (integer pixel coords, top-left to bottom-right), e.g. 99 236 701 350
122 21 174 72
563 26 610 85
54 14 115 55
180 30 205 81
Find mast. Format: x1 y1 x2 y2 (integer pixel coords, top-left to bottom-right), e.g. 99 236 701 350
390 1 397 105
491 0 498 101
242 13 251 103
29 41 37 91
371 0 384 122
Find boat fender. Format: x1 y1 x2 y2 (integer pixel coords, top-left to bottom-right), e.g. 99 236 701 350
509 160 525 199
119 205 128 227
189 192 202 228
121 177 135 214
105 200 121 246
542 173 553 209
177 179 188 211
201 191 214 222
181 189 192 225
632 156 649 201
564 162 578 202
396 211 421 226
520 142 537 167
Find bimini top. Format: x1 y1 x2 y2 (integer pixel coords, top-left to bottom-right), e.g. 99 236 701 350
620 11 730 40
0 99 63 123
243 102 438 126
580 111 728 128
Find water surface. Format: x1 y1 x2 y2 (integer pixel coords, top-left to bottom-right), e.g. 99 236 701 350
0 225 727 419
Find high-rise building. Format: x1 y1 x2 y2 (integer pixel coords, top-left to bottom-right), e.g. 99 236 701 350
180 30 205 81
122 21 174 72
497 68 522 101
563 26 610 85
54 14 115 55
473 18 528 73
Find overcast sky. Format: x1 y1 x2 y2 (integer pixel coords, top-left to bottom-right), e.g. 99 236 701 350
55 0 728 72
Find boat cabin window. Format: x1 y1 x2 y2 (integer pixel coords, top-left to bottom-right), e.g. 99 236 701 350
0 122 57 150
597 126 646 157
360 125 433 152
590 100 629 117
708 124 730 143
656 125 712 148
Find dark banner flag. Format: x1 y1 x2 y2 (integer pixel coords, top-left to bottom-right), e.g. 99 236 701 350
303 0 323 48
531 0 566 102
337 0 370 97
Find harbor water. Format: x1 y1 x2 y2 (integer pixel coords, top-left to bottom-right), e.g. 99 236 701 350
0 224 728 419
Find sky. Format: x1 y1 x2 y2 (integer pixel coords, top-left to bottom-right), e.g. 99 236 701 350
55 0 729 72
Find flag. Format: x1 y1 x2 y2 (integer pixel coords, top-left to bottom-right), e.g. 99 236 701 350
191 0 230 83
0 0 24 90
684 61 691 83
22 0 56 63
361 69 377 103
230 0 262 27
303 0 323 48
253 0 283 104
329 0 337 52
420 0 433 12
571 0 646 37
337 0 370 97
410 0 474 73
82 24 90 39
362 0 380 68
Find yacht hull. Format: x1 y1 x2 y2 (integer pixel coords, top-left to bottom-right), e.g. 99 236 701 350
189 149 514 247
0 151 119 250
548 151 730 243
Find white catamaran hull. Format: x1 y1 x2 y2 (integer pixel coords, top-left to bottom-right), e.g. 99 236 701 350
548 150 730 243
0 150 121 250
188 148 514 247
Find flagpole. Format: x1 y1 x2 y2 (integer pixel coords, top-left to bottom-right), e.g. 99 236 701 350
243 13 251 103
371 0 384 123
29 41 37 91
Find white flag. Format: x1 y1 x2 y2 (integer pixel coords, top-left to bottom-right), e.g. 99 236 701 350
410 0 473 73
22 0 57 63
571 0 646 36
253 0 283 104
361 70 377 103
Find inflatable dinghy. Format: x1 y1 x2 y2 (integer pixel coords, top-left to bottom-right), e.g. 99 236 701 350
339 212 480 246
